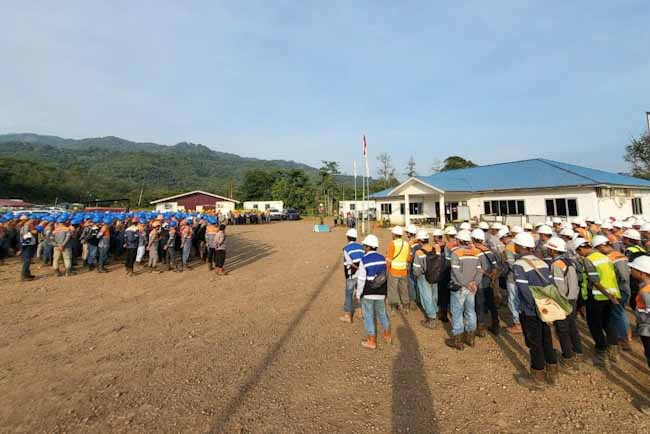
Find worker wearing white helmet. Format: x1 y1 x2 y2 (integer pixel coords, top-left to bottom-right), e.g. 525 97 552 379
438 226 459 324
487 224 504 255
523 222 534 232
592 234 633 351
621 228 648 337
573 236 622 367
640 223 650 251
386 226 411 314
588 218 602 240
558 228 578 261
472 228 501 336
545 236 584 369
534 225 554 263
628 256 650 370
501 229 522 335
412 229 441 329
551 217 562 235
340 228 365 324
445 229 482 351
511 232 560 388
406 224 420 311
459 222 471 231
511 225 523 235
478 221 490 231
355 234 391 350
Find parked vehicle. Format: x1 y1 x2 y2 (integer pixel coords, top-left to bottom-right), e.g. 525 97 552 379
285 209 301 220
269 208 284 221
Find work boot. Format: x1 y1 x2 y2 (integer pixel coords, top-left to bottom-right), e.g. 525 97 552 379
87 263 93 271
438 309 450 323
420 318 437 329
464 331 476 347
489 319 500 336
559 356 579 374
55 270 63 277
209 263 214 270
607 345 619 363
339 313 352 324
476 325 487 338
445 335 464 351
64 269 72 277
361 335 377 350
354 308 363 321
383 330 392 344
545 363 559 385
593 350 608 368
402 304 410 315
507 324 523 334
409 301 417 311
21 275 35 282
619 337 632 352
517 369 547 391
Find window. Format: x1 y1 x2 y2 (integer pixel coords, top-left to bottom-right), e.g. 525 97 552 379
349 203 356 211
632 197 643 215
400 204 405 215
253 204 259 209
409 202 423 215
381 203 392 214
483 199 525 216
545 198 578 217
265 204 270 210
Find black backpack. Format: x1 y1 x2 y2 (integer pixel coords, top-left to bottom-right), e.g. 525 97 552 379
419 248 445 284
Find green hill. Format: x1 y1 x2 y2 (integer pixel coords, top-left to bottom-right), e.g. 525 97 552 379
0 133 349 206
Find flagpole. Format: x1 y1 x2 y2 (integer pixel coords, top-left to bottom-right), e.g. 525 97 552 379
353 161 357 202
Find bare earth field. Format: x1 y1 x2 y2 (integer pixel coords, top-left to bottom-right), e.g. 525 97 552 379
1 220 649 433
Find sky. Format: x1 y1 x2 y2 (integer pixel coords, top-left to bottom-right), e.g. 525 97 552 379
1 1 649 177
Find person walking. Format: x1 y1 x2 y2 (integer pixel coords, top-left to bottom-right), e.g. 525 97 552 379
575 237 622 367
386 226 410 314
512 232 559 389
124 219 140 276
412 229 442 329
445 229 482 351
355 235 390 350
214 224 227 275
18 216 37 281
340 228 364 323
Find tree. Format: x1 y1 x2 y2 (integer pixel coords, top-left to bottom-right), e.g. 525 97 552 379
318 161 340 215
377 152 395 181
240 169 279 201
625 132 650 179
271 169 313 212
439 156 477 172
405 155 416 177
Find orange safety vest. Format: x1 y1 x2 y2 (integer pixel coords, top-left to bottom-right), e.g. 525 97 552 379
387 238 409 277
637 284 650 313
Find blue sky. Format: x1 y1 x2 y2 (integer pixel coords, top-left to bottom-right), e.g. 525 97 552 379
2 1 649 177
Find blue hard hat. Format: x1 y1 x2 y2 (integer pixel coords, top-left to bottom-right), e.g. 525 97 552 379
169 221 178 228
56 216 66 223
103 217 112 224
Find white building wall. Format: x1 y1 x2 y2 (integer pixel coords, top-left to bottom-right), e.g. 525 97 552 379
243 200 284 210
339 200 376 215
155 202 179 212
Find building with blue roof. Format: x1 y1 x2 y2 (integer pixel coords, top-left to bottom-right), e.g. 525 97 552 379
370 158 650 226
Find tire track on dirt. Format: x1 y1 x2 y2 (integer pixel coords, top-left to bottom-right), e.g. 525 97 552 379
208 254 342 434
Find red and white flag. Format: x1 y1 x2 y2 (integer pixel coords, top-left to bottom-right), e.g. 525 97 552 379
362 134 367 157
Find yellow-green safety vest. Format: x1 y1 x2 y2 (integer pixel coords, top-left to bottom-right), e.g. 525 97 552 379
581 251 621 301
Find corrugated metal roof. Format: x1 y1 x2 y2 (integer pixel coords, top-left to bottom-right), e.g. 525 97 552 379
369 187 395 199
372 158 650 197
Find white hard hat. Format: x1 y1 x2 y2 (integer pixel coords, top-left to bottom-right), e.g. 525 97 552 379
585 216 595 223
579 221 587 228
444 226 457 236
630 256 650 275
537 225 553 236
431 228 444 237
593 218 602 225
478 222 490 230
490 222 503 230
623 221 633 229
600 222 613 230
641 223 650 233
559 228 575 238
613 220 624 229
471 228 485 241
346 228 358 239
523 223 534 230
459 222 471 231
544 219 553 226
457 229 472 243
573 237 589 249
416 230 430 241
391 226 404 236
511 225 523 234
561 221 572 229
591 234 610 248
497 228 511 239
513 232 535 249
545 237 567 253
572 217 582 225
362 234 379 248
623 229 641 241
552 217 562 224
627 216 638 225
406 224 418 235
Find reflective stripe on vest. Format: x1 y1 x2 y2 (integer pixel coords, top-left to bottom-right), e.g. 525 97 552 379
343 243 364 264
362 252 387 280
391 239 409 270
582 251 621 301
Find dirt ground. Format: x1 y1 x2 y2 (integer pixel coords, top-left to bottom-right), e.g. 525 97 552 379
1 219 649 433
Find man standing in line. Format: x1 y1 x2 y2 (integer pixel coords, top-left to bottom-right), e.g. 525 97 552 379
405 223 419 310
18 216 37 281
473 228 500 337
180 219 193 271
97 218 111 273
386 226 410 315
340 228 364 324
412 230 440 329
124 218 140 276
214 224 228 275
52 217 72 277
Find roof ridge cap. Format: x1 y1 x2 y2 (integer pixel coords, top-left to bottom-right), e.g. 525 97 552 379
538 159 600 184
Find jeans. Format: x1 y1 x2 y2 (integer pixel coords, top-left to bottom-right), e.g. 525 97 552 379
87 244 98 265
42 245 53 265
611 290 630 340
507 281 520 325
361 298 390 337
408 273 418 303
417 275 438 319
586 299 618 351
343 278 358 313
521 314 558 371
98 245 109 269
450 288 477 336
182 243 191 266
21 244 35 277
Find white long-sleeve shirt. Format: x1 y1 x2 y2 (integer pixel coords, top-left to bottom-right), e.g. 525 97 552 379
355 255 386 301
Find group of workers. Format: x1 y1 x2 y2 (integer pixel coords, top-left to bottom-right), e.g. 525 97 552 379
0 210 228 280
342 215 650 390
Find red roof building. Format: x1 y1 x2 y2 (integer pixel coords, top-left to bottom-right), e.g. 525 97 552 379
0 199 33 208
149 190 239 212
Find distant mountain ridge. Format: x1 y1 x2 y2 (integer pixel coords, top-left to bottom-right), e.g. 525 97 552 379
0 133 338 205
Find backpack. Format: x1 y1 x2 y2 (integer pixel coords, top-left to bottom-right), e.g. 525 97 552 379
419 248 445 284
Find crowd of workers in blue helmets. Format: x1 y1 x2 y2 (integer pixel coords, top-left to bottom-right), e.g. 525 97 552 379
341 215 650 394
0 210 228 280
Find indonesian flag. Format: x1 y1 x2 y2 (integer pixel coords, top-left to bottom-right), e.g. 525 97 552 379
362 134 367 157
